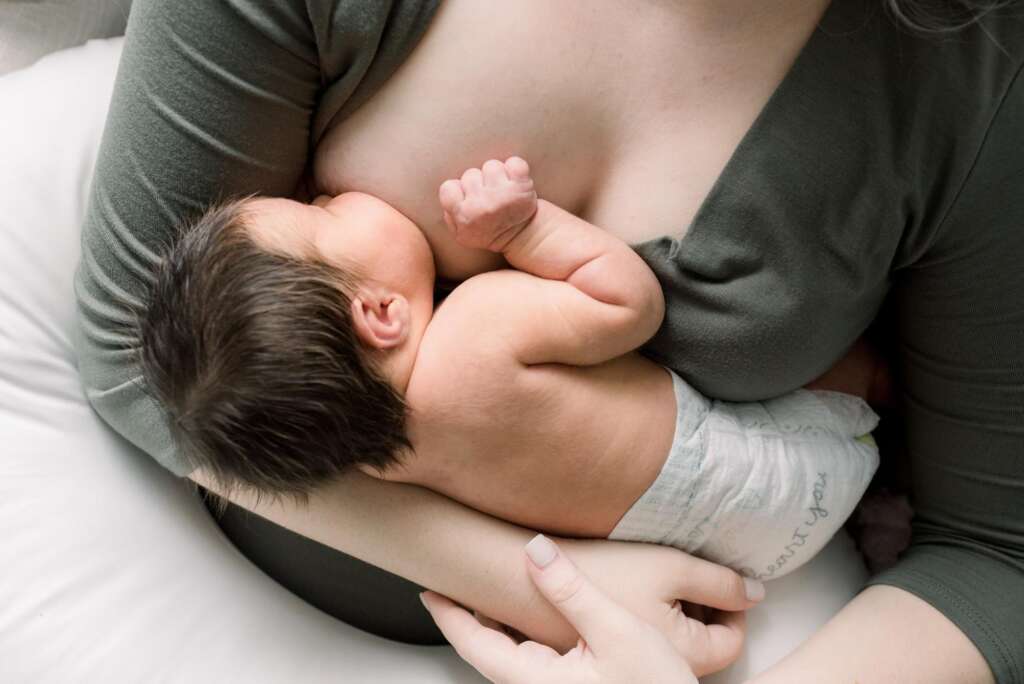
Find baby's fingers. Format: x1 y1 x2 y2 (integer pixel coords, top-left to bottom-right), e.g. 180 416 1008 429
505 156 530 180
461 167 484 194
482 159 508 186
439 179 465 216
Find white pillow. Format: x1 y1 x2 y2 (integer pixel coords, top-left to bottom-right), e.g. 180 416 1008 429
0 38 868 683
0 0 134 76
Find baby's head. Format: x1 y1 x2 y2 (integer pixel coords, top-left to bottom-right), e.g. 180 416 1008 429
139 192 436 497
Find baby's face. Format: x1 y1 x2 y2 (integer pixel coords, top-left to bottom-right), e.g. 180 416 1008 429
245 192 436 300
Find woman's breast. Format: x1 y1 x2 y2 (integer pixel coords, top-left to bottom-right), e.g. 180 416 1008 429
312 0 785 281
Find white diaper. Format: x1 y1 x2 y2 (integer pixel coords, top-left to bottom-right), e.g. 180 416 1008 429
608 371 879 581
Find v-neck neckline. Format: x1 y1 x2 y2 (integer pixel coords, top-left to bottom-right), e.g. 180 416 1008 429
661 0 874 252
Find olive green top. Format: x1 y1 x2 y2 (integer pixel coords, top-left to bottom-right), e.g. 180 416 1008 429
74 1 1024 679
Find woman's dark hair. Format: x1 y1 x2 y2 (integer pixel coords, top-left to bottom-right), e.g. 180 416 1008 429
885 0 1015 32
137 199 410 500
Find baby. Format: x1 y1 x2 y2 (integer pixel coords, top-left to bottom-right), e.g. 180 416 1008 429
140 157 879 581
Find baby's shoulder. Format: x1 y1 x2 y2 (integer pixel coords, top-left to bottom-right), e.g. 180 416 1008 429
428 269 540 344
447 269 539 303
411 270 537 391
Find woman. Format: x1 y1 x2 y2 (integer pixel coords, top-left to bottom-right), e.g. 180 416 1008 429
76 0 1023 681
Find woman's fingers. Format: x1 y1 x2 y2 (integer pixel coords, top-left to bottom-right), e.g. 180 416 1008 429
524 535 639 655
472 609 507 633
421 591 534 683
675 608 747 677
663 558 757 676
671 555 765 611
701 609 747 673
425 539 704 684
472 609 532 643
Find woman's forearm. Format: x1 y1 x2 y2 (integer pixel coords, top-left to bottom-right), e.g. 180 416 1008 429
747 585 994 684
189 468 579 646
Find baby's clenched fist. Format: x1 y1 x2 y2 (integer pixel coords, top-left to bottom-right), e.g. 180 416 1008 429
439 156 537 252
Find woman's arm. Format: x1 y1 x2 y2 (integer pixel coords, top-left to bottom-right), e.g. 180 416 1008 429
749 585 993 684
757 49 1024 684
190 468 759 676
75 0 437 474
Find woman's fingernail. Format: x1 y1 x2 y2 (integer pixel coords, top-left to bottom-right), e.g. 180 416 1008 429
744 577 766 602
419 592 430 612
525 534 558 568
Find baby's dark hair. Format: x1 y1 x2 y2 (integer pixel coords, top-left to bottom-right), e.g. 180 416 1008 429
138 198 410 498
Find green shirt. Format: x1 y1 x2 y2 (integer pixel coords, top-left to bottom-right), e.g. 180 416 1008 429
75 1 1024 679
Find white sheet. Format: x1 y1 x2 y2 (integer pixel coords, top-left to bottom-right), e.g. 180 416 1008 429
0 38 868 683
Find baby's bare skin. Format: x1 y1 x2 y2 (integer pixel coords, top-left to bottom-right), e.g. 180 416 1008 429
257 160 882 541
384 158 678 537
248 160 677 537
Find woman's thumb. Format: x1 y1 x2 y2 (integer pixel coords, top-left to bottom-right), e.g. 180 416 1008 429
524 535 637 653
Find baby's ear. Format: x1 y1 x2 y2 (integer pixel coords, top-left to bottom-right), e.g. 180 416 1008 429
350 289 410 351
356 462 383 479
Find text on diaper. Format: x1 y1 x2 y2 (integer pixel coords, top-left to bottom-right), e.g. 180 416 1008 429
740 472 829 581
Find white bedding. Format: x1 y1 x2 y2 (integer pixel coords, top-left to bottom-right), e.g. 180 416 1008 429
0 38 868 683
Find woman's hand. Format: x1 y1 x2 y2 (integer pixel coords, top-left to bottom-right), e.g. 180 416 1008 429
552 536 763 676
423 535 746 683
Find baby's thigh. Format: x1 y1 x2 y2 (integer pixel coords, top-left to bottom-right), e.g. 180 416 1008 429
701 530 868 683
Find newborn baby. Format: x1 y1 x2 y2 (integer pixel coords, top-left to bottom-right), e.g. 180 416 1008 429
140 157 878 581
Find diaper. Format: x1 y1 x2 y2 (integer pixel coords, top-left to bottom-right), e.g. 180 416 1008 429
608 371 879 581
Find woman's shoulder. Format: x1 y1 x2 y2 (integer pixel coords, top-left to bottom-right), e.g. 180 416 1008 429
823 0 1024 266
635 2 1024 398
311 0 441 143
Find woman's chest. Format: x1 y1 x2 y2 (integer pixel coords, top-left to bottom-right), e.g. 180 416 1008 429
314 0 817 280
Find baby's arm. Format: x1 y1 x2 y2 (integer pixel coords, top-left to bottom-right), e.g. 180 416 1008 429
439 157 665 366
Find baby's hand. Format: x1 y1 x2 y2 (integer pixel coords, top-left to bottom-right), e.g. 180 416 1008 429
439 157 537 252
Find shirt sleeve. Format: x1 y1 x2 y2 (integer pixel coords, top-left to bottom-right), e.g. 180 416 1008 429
73 0 437 474
865 61 1024 683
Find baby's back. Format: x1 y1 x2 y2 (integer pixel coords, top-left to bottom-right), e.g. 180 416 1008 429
400 270 880 581
401 270 678 537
